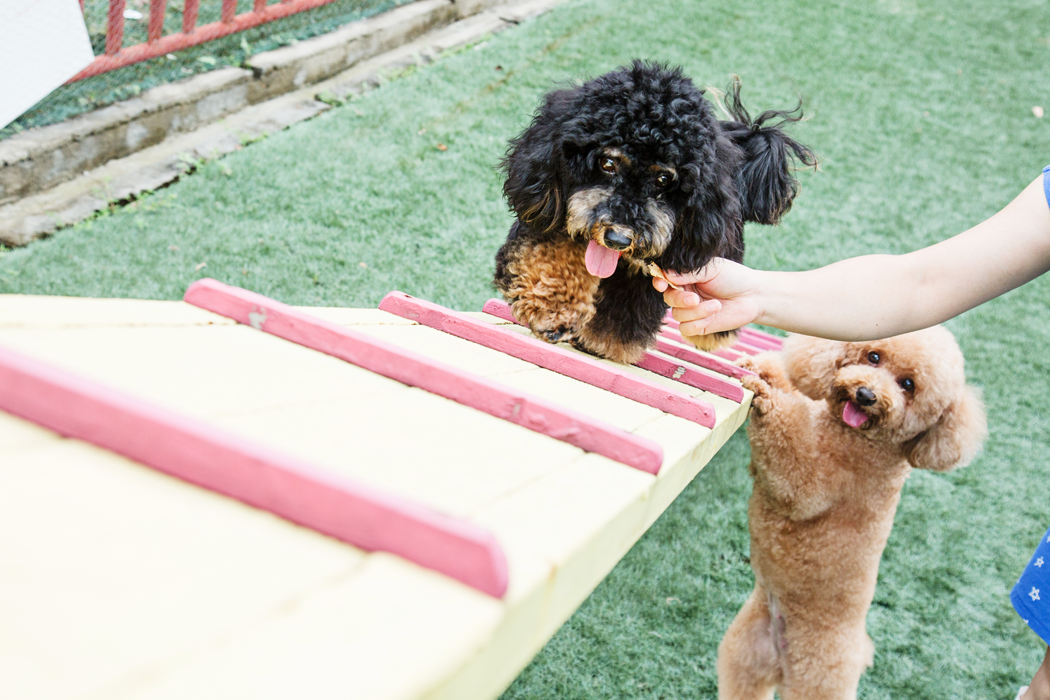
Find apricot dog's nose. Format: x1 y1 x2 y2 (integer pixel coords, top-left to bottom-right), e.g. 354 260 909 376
603 229 632 250
855 387 877 406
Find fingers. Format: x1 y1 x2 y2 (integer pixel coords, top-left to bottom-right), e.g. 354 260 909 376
674 300 722 336
662 286 700 308
665 258 725 287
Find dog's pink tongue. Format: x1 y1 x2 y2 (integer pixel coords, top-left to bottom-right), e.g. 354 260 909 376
842 401 869 428
585 240 620 278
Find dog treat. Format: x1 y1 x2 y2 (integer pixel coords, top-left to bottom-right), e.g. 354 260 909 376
646 262 683 291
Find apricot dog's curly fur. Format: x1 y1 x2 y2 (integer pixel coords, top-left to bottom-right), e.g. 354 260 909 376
720 328 987 700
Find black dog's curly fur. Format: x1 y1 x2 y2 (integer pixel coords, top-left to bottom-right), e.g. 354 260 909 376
494 61 817 362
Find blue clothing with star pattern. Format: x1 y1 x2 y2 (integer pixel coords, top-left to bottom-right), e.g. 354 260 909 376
1012 524 1050 644
1010 165 1050 644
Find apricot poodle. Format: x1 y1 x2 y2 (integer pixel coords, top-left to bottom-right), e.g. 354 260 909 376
719 327 987 700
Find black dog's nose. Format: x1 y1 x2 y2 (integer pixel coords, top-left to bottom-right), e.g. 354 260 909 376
855 387 877 406
603 229 632 250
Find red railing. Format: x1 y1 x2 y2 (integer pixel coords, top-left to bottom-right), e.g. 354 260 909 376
69 0 346 82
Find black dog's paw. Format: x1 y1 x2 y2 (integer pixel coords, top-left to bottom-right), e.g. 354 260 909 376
683 329 739 352
543 326 573 343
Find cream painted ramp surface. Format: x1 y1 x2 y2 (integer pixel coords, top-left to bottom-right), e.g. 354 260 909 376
0 293 753 700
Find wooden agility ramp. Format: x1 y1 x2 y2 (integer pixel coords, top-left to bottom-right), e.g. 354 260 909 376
0 282 778 700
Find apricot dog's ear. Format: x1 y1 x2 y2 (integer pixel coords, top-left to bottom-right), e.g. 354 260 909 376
781 335 846 400
906 385 987 472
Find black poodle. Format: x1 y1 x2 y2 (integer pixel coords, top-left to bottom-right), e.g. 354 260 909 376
493 61 817 363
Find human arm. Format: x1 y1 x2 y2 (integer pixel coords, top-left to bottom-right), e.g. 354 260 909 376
654 174 1050 341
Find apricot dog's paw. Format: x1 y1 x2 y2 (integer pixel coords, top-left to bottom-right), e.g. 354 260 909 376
739 356 790 416
741 372 775 415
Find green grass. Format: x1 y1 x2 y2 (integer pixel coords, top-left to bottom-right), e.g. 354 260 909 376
3 0 1050 697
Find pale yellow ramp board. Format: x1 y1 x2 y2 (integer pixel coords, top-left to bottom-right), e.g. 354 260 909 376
0 294 752 700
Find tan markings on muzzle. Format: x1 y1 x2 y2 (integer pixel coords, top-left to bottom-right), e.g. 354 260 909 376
567 187 613 240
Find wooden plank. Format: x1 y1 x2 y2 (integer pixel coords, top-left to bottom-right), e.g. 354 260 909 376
0 345 509 598
662 317 784 351
659 326 747 363
480 298 743 402
379 292 717 429
183 279 664 474
634 353 744 402
730 340 764 356
739 327 785 350
653 337 756 380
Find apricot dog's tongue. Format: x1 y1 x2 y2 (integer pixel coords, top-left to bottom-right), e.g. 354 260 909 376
842 401 869 428
585 240 620 278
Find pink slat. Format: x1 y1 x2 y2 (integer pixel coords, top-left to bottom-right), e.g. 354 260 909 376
713 347 745 362
254 0 267 11
71 0 341 81
730 340 763 356
663 310 784 350
382 293 716 428
0 346 508 598
634 354 743 402
739 327 784 350
221 0 237 22
183 0 200 33
653 338 755 379
106 0 127 55
184 280 663 474
481 299 744 402
659 326 690 345
148 0 167 42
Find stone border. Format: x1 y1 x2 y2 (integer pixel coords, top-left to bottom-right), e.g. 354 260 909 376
0 0 566 246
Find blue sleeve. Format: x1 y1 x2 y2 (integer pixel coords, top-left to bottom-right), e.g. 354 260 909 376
1044 164 1050 210
1012 524 1050 643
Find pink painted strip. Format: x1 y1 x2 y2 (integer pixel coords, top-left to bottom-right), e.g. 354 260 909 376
730 340 764 356
713 347 745 362
661 324 762 359
653 338 756 380
184 280 663 474
664 316 784 351
634 354 744 402
659 326 690 345
0 346 508 598
482 299 744 402
480 298 524 325
383 293 716 428
740 327 784 350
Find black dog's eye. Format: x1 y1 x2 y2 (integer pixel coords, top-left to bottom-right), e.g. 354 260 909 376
899 378 915 393
867 351 880 365
600 157 617 175
654 172 672 188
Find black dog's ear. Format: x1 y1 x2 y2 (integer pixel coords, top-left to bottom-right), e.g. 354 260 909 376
719 78 818 225
501 88 576 232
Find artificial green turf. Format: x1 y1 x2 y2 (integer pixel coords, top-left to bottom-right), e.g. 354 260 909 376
3 0 1050 696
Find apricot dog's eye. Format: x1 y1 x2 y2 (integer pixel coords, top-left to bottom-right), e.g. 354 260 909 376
867 351 881 365
600 157 617 174
654 172 672 188
899 378 915 393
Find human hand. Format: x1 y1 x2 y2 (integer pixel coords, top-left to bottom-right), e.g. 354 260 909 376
652 258 763 336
